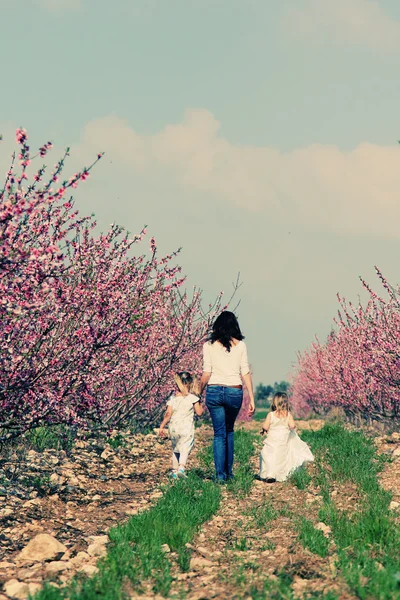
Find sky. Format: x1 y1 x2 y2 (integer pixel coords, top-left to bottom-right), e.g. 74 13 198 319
1 0 400 385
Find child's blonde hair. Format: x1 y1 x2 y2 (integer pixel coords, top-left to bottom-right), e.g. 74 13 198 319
174 371 200 396
271 392 290 415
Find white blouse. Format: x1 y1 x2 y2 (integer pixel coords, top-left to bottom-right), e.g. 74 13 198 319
203 340 250 386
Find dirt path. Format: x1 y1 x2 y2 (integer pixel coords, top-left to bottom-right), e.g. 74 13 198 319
0 426 211 593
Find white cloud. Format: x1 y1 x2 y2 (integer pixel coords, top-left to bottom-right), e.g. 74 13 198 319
77 109 400 239
281 0 400 52
3 115 400 382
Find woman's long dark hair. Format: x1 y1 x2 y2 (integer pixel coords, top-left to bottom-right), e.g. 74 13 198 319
209 311 244 352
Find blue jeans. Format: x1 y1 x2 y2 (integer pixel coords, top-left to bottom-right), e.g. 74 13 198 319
206 386 243 481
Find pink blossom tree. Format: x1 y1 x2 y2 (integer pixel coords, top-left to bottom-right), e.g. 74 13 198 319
291 269 400 421
0 130 227 441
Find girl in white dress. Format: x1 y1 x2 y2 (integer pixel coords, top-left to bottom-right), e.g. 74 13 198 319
259 392 314 483
159 372 204 478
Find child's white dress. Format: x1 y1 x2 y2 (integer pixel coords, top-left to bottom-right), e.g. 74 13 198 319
167 393 199 461
260 412 314 482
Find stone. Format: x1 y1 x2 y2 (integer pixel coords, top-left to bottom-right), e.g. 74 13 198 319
150 491 163 500
392 447 400 457
67 476 79 486
60 550 72 561
16 534 67 563
87 542 107 558
87 535 108 545
389 501 400 510
75 440 89 449
189 557 213 571
28 583 42 595
17 564 43 581
70 552 90 567
3 579 29 600
161 544 171 553
188 592 216 600
79 564 99 576
292 576 309 595
100 449 113 460
315 522 332 537
45 561 72 577
0 561 16 570
196 546 214 560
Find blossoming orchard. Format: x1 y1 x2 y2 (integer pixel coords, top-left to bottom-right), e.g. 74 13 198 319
292 268 400 422
0 129 226 441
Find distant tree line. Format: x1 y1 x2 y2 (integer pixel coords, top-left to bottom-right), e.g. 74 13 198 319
255 381 290 407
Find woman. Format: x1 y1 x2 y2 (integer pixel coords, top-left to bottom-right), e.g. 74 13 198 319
200 311 255 482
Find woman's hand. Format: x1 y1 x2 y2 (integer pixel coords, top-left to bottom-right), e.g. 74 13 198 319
248 401 255 416
159 427 167 438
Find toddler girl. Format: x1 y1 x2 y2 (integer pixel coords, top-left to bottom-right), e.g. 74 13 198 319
159 371 203 478
259 392 314 483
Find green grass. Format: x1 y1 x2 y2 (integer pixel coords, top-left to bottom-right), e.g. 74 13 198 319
227 428 257 497
303 423 400 600
254 408 269 422
248 571 294 600
31 428 258 600
26 425 76 453
247 501 278 528
297 516 330 558
106 432 127 449
288 466 312 490
234 536 250 551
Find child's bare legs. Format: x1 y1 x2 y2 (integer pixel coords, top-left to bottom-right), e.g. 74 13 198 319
176 449 190 477
178 449 189 469
172 452 180 472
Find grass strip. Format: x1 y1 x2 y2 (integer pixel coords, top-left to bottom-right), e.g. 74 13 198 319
288 466 311 490
227 428 257 497
247 500 278 528
297 516 329 558
302 423 400 600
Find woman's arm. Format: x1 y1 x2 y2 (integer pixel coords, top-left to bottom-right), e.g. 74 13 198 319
242 372 255 415
193 401 204 416
159 406 173 438
200 372 211 395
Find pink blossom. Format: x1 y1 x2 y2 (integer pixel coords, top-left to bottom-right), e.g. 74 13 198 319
0 128 226 441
